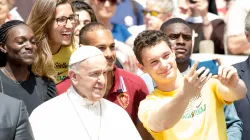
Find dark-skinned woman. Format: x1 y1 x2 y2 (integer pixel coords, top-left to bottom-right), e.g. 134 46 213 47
0 20 56 115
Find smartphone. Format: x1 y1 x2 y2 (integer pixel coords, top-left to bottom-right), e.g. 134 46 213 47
189 0 197 4
196 60 219 76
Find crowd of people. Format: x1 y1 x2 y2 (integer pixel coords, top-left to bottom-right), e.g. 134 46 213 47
0 0 250 140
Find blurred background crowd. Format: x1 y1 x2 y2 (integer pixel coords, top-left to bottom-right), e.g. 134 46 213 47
10 0 250 59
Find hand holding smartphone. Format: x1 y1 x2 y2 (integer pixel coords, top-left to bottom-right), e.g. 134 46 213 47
196 60 219 76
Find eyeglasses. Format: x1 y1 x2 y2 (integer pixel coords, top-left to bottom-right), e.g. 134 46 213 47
55 14 79 26
97 0 118 6
142 10 164 17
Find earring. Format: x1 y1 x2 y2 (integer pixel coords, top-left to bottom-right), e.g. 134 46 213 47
0 44 6 53
0 48 6 53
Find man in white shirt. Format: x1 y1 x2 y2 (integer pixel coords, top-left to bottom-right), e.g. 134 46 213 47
29 46 141 140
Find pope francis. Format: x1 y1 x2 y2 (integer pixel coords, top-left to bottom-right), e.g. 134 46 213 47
29 46 142 140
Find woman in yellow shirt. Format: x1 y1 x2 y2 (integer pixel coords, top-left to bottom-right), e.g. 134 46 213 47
27 0 78 84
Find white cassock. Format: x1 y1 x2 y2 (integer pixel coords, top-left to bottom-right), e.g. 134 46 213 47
29 86 142 140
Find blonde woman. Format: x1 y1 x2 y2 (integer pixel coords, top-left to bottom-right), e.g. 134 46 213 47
27 0 78 84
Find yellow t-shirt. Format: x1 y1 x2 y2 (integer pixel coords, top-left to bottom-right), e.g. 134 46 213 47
138 78 229 140
53 45 74 84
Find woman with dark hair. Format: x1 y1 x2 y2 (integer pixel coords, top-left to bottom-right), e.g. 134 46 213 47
0 20 56 115
71 0 98 44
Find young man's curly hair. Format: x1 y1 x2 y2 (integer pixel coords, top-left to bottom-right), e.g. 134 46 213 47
133 30 172 65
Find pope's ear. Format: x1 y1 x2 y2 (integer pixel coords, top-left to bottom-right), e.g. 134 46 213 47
68 70 78 85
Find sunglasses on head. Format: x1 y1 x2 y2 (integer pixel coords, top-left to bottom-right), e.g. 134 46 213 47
98 0 118 5
142 10 163 17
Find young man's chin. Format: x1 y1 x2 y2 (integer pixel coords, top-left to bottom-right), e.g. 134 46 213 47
160 71 176 81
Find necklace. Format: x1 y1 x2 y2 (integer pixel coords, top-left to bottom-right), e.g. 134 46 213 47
1 67 29 84
67 92 102 140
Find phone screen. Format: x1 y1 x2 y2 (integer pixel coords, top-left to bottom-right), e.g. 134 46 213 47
196 60 219 75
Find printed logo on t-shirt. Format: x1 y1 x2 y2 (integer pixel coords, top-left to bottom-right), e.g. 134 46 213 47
181 93 206 119
55 70 67 84
56 75 66 82
55 62 68 69
117 92 129 109
54 62 68 83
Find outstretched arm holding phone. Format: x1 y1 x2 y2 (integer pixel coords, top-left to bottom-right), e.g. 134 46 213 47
147 62 212 132
216 65 247 102
195 59 247 102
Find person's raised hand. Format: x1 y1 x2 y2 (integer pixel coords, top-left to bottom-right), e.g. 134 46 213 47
218 65 239 88
177 0 192 20
115 40 138 73
183 61 212 99
188 0 209 17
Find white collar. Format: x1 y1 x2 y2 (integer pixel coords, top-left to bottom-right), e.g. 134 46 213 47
67 86 100 107
186 13 220 23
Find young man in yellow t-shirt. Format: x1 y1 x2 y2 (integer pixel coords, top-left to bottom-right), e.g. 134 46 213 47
133 30 247 140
